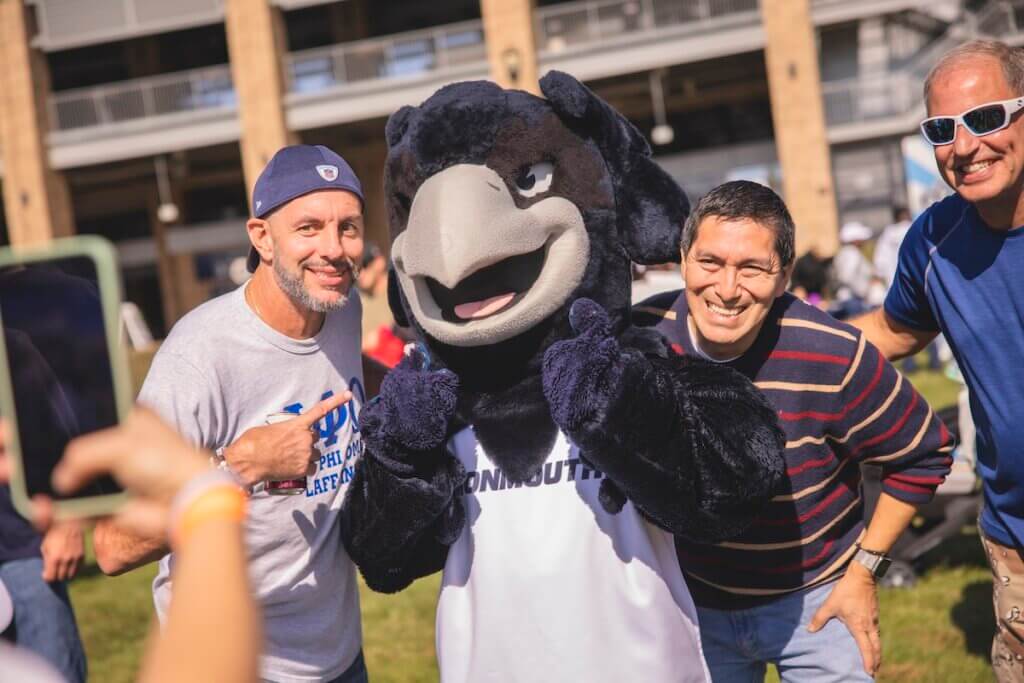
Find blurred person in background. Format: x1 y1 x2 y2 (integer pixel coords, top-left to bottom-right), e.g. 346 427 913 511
631 262 684 304
872 206 913 288
832 221 886 319
357 242 409 368
637 180 952 682
0 446 86 683
789 247 832 309
852 40 1024 682
0 412 261 683
0 282 94 683
873 207 943 373
92 144 369 683
356 242 390 334
356 243 386 291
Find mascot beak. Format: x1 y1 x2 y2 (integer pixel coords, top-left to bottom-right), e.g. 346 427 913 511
395 164 539 289
390 163 590 347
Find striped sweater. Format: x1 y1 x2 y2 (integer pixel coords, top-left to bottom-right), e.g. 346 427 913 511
634 291 954 607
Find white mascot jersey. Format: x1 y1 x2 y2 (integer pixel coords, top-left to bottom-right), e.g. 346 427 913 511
436 427 711 683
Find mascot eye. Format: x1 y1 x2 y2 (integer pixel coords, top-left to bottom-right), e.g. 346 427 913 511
514 162 554 198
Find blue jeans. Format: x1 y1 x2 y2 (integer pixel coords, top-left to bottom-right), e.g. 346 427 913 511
0 556 87 683
696 580 873 683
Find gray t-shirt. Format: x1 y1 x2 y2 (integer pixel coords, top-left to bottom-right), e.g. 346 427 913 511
139 283 364 683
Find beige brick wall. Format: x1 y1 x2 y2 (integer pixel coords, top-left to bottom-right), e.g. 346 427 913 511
761 0 839 257
480 0 540 94
224 0 297 197
0 0 74 245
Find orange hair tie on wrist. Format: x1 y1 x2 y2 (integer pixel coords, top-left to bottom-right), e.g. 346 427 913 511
171 485 247 550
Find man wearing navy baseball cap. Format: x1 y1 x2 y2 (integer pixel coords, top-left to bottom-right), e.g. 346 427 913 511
94 144 371 683
246 144 364 274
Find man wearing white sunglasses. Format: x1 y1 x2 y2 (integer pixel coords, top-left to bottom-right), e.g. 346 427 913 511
853 40 1024 683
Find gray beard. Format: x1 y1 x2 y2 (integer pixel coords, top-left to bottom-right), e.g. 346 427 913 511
273 257 357 313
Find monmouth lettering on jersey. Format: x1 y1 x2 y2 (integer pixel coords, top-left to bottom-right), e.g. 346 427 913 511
463 457 605 495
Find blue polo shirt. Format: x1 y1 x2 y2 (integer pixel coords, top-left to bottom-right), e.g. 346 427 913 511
886 193 1024 547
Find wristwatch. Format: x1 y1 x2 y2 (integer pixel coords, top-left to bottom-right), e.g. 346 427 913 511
210 447 232 472
210 447 253 494
852 544 892 579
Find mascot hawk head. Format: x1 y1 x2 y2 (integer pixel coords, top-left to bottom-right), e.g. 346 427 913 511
384 72 688 387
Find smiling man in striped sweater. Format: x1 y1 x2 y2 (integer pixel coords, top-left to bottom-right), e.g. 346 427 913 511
635 180 953 682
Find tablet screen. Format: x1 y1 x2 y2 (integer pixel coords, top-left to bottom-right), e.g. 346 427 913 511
0 256 121 499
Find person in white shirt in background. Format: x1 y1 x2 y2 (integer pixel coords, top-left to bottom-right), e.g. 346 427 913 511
873 207 913 288
873 206 947 372
630 262 685 304
833 221 886 315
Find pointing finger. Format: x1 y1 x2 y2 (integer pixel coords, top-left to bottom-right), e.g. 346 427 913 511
297 391 351 428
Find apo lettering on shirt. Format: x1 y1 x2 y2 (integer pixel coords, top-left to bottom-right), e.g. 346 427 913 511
463 458 604 495
280 377 365 498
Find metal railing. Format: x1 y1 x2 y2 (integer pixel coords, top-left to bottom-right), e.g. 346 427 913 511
30 0 327 51
535 0 759 54
975 0 1021 36
50 65 235 133
46 0 1018 137
30 0 225 51
48 19 489 133
821 72 915 128
286 20 487 95
821 0 1018 128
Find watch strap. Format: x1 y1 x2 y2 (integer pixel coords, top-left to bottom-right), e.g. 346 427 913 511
209 447 253 494
853 544 892 579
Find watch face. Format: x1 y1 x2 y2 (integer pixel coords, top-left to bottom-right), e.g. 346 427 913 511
875 556 892 579
854 548 891 578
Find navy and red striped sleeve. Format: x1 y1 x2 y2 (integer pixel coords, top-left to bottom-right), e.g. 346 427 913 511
829 335 954 504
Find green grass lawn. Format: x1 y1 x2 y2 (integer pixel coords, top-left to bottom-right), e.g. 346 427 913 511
904 362 961 411
69 534 994 683
70 558 156 682
70 556 443 683
69 366 988 681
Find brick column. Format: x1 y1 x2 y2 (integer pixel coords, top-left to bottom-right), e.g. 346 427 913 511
348 137 388 255
480 0 540 94
761 0 839 257
224 0 297 197
0 0 74 245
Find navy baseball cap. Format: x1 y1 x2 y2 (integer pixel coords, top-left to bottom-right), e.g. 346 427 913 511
247 144 364 273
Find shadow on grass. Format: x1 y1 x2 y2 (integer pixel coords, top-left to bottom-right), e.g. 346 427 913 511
915 528 989 573
951 580 995 660
930 530 994 662
73 560 108 581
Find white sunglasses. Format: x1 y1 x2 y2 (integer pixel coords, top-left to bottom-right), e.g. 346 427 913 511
920 96 1024 146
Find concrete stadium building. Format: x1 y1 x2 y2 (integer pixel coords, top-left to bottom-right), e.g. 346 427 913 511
0 0 1019 335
